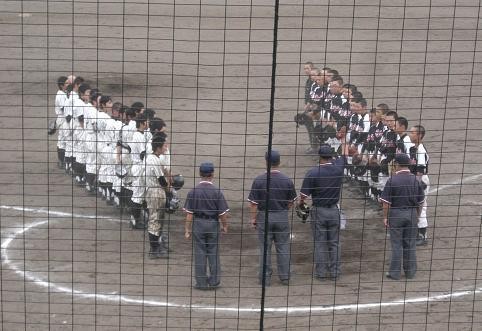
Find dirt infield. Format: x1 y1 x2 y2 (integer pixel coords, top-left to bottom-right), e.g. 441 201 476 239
0 0 481 330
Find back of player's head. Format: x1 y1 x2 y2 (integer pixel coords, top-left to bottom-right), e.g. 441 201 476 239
112 102 123 113
99 95 112 108
151 134 166 152
126 107 136 120
131 101 144 113
343 83 357 92
304 61 314 68
153 131 167 141
78 83 91 96
327 69 339 76
331 76 343 85
135 113 147 128
73 76 84 86
351 91 363 99
397 116 408 130
150 117 167 133
377 103 390 113
385 110 398 120
90 89 101 104
354 97 367 108
57 76 68 89
413 124 426 139
143 108 156 120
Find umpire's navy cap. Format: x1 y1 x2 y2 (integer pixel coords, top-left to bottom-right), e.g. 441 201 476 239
394 153 410 166
265 150 280 164
318 144 334 158
199 162 215 174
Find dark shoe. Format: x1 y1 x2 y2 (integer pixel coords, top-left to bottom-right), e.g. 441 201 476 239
208 282 220 289
385 273 400 280
280 279 289 286
195 284 215 291
314 275 327 282
405 273 416 279
416 236 428 246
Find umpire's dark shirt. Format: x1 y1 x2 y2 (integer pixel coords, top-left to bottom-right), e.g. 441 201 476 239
380 169 425 208
248 170 297 211
184 181 229 218
300 157 345 207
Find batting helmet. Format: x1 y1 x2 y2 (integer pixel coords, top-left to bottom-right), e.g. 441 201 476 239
171 174 184 191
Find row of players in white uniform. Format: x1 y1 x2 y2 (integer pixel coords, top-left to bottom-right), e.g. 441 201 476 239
297 62 430 245
53 75 174 232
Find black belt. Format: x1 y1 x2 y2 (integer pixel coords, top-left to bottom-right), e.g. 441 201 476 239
194 214 217 219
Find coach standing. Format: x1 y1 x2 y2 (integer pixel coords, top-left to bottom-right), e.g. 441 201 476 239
299 143 348 281
380 154 425 280
184 162 229 290
248 150 297 286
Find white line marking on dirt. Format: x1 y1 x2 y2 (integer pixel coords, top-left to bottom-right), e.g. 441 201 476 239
1 173 481 314
428 173 482 195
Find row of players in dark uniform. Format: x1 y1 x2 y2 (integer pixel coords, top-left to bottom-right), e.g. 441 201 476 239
295 62 430 246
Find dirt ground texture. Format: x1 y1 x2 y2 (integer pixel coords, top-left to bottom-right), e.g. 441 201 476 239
0 0 481 330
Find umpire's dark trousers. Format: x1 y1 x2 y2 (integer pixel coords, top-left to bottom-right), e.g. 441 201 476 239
193 217 220 287
256 210 291 282
310 206 341 278
388 208 418 279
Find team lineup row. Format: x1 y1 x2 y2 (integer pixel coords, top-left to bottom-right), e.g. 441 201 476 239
296 62 430 246
49 69 429 289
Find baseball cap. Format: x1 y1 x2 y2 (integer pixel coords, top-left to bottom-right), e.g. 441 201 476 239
394 153 410 166
318 144 334 158
265 150 280 164
199 162 215 174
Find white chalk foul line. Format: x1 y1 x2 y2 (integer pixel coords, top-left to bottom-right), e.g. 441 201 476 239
1 208 481 315
428 173 482 195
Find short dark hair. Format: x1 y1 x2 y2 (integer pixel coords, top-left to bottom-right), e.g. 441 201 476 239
143 108 156 120
385 110 398 120
57 76 68 89
413 124 426 139
73 76 84 86
150 117 167 133
131 101 144 113
126 107 136 120
99 95 112 108
112 102 123 113
327 69 339 76
397 116 408 130
78 83 91 96
331 76 343 85
342 83 357 92
151 135 165 152
351 91 363 99
377 103 390 113
90 89 101 104
304 61 314 67
135 114 147 128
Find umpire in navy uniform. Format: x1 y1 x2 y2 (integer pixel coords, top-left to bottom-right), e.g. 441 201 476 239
248 150 297 286
299 143 348 281
380 153 425 280
184 162 229 290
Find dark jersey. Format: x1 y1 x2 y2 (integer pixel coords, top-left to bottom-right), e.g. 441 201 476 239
300 157 346 207
304 78 313 104
380 170 425 208
363 121 385 153
184 181 229 218
247 170 297 212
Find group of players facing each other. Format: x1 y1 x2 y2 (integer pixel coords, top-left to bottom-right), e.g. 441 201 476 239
51 75 185 259
295 62 430 246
